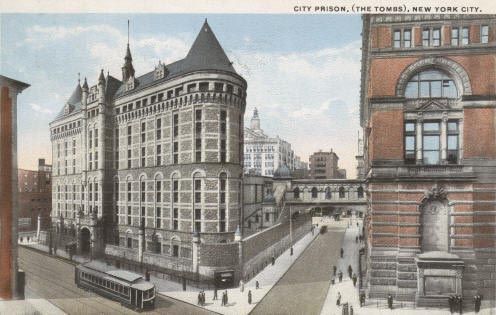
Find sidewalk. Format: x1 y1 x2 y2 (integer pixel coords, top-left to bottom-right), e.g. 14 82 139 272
319 218 495 315
0 299 66 315
320 216 362 315
159 228 319 315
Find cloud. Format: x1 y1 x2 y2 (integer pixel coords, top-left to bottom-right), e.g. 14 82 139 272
30 103 54 115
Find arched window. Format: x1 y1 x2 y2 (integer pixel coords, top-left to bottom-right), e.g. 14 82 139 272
339 187 346 199
357 186 364 198
325 187 331 200
405 69 457 99
219 173 227 232
311 187 318 199
294 187 300 199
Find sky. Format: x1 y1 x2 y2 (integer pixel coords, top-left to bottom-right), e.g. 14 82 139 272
0 14 363 177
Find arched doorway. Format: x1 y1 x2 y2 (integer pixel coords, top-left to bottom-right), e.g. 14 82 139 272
80 228 91 255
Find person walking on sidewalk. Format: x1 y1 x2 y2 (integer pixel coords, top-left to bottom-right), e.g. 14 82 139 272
348 265 353 278
474 294 482 313
340 247 344 258
336 292 341 306
221 291 225 306
213 287 218 300
387 293 393 310
256 280 259 289
352 273 358 287
197 292 202 305
333 265 337 276
248 290 252 304
240 279 244 293
225 290 229 306
338 271 343 282
449 295 455 314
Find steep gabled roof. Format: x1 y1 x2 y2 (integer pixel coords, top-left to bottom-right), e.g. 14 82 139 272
183 20 236 74
115 20 238 98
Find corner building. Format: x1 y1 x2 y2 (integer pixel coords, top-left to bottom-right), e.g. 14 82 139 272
50 21 247 282
360 15 496 306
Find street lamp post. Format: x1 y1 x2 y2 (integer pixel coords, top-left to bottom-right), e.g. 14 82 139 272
289 203 293 256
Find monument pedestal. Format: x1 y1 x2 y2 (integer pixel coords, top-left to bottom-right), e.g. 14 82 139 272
415 251 464 307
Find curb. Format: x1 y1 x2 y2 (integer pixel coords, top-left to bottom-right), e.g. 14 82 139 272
248 231 321 315
157 292 223 315
19 244 78 266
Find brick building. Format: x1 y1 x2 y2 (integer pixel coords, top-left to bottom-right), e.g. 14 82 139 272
0 75 29 299
360 15 496 306
309 149 346 179
17 159 52 231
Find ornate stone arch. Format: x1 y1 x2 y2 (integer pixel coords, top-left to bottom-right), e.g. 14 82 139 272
396 56 472 97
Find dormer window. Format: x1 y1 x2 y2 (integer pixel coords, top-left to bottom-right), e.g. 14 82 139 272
154 62 168 80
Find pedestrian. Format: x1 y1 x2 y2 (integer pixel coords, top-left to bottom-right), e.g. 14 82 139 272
198 292 202 305
272 255 275 265
331 276 336 285
352 273 358 287
336 292 341 306
350 305 354 315
348 265 353 278
248 290 252 304
333 265 337 276
359 292 365 307
387 293 393 310
225 290 228 306
457 295 463 314
338 271 343 282
340 248 344 258
221 291 226 306
240 279 244 293
356 222 359 227
213 287 218 300
356 236 358 243
256 280 259 289
448 295 454 314
202 290 206 306
474 294 482 313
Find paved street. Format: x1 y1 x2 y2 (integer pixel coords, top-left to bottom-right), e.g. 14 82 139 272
250 220 346 315
18 246 215 315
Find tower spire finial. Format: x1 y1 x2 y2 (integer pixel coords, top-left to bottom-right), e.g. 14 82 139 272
78 72 80 84
127 19 130 46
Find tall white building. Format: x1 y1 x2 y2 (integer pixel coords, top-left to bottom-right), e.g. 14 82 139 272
244 109 302 176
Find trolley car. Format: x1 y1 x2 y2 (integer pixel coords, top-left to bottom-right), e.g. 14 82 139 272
75 261 155 310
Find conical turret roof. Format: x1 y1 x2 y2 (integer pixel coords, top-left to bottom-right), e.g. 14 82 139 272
67 83 82 106
183 20 236 74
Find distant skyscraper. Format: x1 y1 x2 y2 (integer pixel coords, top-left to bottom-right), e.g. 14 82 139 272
244 108 301 176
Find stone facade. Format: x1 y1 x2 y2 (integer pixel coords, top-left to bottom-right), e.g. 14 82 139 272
49 21 249 282
360 14 496 306
309 150 346 179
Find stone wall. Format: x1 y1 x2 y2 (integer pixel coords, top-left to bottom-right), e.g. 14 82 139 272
242 216 311 281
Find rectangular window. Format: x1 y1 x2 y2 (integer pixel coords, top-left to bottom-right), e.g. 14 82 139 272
127 182 132 202
481 25 489 44
403 29 411 48
156 118 162 140
194 179 201 203
451 28 459 46
94 129 98 147
175 87 183 96
173 142 179 164
141 181 146 202
89 183 93 201
432 28 441 46
195 208 201 232
127 206 132 225
156 180 161 202
199 82 209 92
462 27 469 45
141 122 146 143
172 245 179 257
173 113 179 137
187 83 196 93
127 126 132 145
173 180 179 203
220 140 226 163
72 139 76 155
73 159 76 174
167 90 173 99
141 147 145 167
422 29 430 46
220 110 227 135
195 109 202 163
219 208 226 232
173 208 178 230
447 120 459 164
127 149 131 169
423 121 441 165
156 207 161 228
89 130 92 148
156 145 161 166
226 84 233 94
94 151 98 169
89 153 92 170
214 82 223 92
94 183 98 201
393 30 401 48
